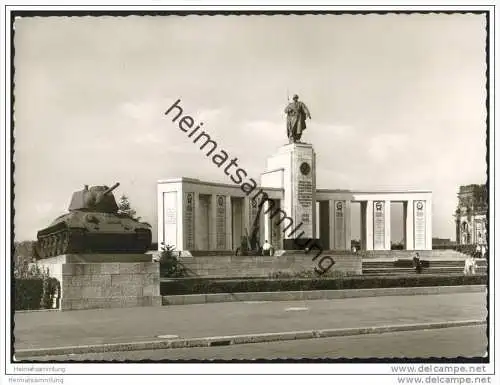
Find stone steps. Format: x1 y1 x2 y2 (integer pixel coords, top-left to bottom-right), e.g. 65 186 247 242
362 267 487 276
363 260 488 268
358 250 469 259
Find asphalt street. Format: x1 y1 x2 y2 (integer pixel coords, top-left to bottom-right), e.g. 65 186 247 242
22 325 487 361
14 292 486 351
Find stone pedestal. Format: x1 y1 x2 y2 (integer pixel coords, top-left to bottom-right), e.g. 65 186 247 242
261 143 318 249
37 254 161 311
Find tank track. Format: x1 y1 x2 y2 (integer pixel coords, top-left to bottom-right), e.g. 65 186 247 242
36 225 84 258
36 226 152 258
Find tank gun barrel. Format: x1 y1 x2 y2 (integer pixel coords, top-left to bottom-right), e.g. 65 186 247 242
103 182 120 196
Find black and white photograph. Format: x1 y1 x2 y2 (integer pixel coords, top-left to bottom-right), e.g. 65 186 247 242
1 2 497 384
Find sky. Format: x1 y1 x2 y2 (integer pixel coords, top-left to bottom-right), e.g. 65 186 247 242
13 13 487 242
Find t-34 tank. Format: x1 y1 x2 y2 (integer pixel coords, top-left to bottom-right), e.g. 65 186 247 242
36 182 152 258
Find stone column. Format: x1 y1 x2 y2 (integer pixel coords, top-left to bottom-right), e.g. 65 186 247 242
365 200 374 251
272 199 282 250
193 192 201 250
360 201 366 250
263 199 272 245
426 197 433 250
404 200 414 250
328 199 335 250
225 195 232 250
243 196 250 239
345 200 352 250
413 200 426 250
209 194 217 250
332 200 348 250
384 200 391 250
183 192 195 250
157 189 163 250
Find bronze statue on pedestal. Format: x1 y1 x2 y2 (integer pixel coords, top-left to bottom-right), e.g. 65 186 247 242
284 94 312 143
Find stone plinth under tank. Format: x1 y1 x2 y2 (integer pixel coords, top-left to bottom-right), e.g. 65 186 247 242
37 254 161 311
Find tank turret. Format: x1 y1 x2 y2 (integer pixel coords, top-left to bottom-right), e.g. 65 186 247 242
69 182 120 213
36 182 152 258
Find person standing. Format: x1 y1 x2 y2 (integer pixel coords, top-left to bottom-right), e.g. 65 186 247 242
413 252 422 274
262 240 271 256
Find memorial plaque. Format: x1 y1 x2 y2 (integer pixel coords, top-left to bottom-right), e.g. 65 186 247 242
163 191 177 248
164 209 177 224
373 201 385 250
334 201 346 250
184 192 195 249
414 200 426 249
216 195 226 249
293 153 314 239
298 180 313 207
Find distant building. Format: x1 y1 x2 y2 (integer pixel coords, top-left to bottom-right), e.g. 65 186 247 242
455 184 487 245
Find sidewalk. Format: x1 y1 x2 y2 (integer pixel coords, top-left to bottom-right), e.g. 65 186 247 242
14 292 486 352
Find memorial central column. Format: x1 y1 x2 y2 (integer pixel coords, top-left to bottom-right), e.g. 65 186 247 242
261 143 316 249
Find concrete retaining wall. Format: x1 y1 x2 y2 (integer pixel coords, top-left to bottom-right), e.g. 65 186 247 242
162 284 487 306
180 252 362 278
37 254 161 311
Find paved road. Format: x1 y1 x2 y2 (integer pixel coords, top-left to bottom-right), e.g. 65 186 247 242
21 325 487 361
14 292 486 351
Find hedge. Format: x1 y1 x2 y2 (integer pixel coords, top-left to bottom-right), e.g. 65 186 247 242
15 277 60 310
15 279 44 310
160 274 486 296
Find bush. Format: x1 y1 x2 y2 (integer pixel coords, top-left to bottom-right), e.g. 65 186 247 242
158 243 189 278
160 274 486 296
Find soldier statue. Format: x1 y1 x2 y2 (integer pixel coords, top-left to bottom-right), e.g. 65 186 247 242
284 94 312 143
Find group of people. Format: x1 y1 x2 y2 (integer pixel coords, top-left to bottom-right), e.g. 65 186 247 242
464 253 478 276
413 251 481 276
475 243 488 259
464 244 487 276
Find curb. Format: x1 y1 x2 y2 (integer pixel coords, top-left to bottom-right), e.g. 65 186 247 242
162 285 487 306
15 309 61 314
15 319 486 359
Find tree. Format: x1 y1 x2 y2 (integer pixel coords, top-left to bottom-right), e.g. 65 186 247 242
158 243 189 278
117 194 141 221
